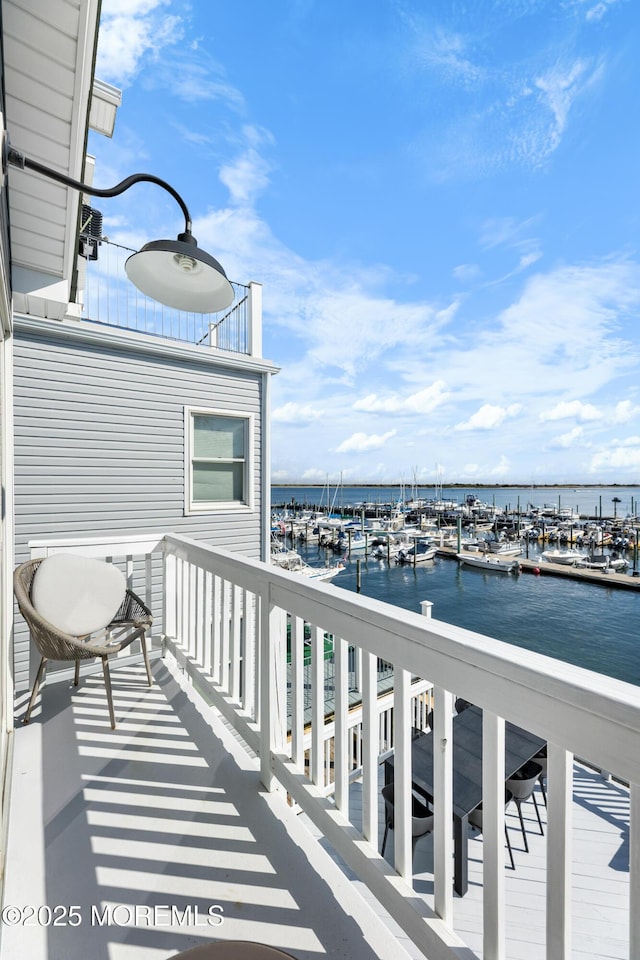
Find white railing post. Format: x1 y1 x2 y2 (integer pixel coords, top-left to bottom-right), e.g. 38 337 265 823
353 645 362 694
247 281 262 358
240 588 255 719
230 583 241 701
220 580 230 692
163 548 177 652
546 742 573 959
311 625 324 787
290 616 305 770
433 685 453 923
483 709 506 960
195 563 204 664
334 636 348 813
394 667 412 880
259 587 286 792
203 572 213 675
212 575 221 682
361 651 378 844
420 600 434 619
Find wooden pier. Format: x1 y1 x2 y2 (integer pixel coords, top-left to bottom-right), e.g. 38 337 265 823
437 545 640 590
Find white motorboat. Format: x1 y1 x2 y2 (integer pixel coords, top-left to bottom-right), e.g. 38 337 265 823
486 539 523 556
541 548 587 566
457 553 520 573
396 539 437 564
370 531 416 561
271 544 344 581
575 554 629 573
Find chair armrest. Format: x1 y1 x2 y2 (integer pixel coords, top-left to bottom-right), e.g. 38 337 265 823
110 589 153 628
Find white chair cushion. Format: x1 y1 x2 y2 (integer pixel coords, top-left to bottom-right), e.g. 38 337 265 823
31 554 127 636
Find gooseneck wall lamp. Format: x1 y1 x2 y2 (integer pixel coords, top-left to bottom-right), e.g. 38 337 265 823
6 145 235 313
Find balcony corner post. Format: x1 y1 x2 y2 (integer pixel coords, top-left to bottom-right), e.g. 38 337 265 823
248 281 262 358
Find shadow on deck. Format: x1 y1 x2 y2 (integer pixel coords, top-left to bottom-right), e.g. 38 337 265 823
1 660 408 960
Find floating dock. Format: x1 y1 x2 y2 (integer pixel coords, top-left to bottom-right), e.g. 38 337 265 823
437 546 640 590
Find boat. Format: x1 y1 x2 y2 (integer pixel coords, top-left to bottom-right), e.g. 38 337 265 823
485 539 523 557
335 527 370 553
575 554 629 573
541 548 587 566
395 539 437 564
456 553 520 573
271 539 344 581
370 531 416 561
271 550 344 581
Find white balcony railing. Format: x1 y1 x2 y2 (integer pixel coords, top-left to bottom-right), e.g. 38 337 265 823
78 239 262 356
28 532 640 960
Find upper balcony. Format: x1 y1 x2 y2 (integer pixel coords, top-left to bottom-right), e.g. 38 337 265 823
11 234 262 360
2 532 637 960
76 238 261 357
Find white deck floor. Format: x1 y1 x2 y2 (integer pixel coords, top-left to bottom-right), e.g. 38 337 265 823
1 658 630 960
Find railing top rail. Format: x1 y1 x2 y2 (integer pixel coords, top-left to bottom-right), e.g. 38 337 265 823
163 532 640 783
29 532 166 559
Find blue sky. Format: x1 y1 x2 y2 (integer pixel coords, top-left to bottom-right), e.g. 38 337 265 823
89 0 640 485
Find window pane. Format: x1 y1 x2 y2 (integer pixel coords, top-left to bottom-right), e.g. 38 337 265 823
193 416 245 459
193 462 244 502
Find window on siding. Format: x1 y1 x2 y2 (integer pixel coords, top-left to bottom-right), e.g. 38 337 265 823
186 410 252 511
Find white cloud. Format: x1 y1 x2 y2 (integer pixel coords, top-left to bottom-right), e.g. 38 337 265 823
480 216 539 250
272 402 324 424
565 0 623 22
540 400 602 422
430 50 604 178
453 263 482 283
301 468 328 480
220 149 272 206
454 403 521 431
414 28 487 88
590 437 640 472
96 1 183 86
551 426 584 448
353 381 450 415
533 59 595 153
195 199 453 380
612 400 640 423
489 455 511 477
335 430 397 453
518 250 543 271
169 60 244 106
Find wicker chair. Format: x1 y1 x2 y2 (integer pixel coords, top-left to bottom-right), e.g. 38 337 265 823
14 558 153 729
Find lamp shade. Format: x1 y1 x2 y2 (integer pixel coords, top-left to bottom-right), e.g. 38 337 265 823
125 235 235 313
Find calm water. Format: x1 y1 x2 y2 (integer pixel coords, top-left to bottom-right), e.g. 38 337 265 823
294 539 640 688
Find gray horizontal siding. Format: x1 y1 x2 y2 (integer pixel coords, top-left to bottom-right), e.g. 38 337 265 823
12 320 271 692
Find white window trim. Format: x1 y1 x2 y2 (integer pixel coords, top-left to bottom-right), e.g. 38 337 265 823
184 406 255 515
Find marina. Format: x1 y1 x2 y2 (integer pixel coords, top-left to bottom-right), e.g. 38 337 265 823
273 484 640 688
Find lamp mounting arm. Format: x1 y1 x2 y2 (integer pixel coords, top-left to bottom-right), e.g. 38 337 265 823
7 145 193 234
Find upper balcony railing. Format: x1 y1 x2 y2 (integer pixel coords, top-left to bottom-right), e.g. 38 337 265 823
77 239 259 355
28 531 640 960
